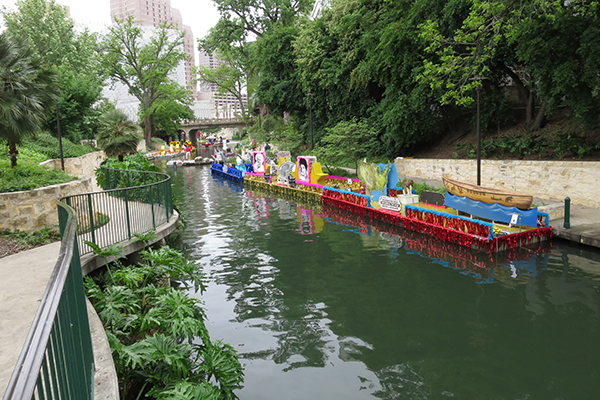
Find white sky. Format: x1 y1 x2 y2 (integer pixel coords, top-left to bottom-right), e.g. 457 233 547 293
0 0 221 49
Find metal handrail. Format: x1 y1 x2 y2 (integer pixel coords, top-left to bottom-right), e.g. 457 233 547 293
3 201 94 400
3 167 174 399
67 167 173 256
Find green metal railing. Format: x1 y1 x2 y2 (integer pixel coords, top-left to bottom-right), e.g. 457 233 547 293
66 167 173 256
3 167 174 400
3 201 94 400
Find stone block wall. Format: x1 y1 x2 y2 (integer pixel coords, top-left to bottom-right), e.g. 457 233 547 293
394 158 600 208
39 151 106 178
0 177 94 232
2 151 109 232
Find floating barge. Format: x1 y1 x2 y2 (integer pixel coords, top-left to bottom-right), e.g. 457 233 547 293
210 153 552 254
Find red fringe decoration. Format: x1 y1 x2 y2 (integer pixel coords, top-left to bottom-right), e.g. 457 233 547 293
321 193 553 255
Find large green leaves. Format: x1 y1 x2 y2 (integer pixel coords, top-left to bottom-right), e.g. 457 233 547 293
84 242 242 399
96 108 142 161
0 32 58 167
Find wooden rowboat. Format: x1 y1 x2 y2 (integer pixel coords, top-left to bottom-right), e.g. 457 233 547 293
442 177 533 209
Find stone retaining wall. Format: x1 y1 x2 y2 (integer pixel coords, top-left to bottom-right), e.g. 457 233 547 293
2 151 108 232
39 151 106 177
394 158 600 208
0 177 94 232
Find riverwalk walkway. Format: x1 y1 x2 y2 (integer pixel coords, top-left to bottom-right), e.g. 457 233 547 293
0 207 179 399
1 198 599 398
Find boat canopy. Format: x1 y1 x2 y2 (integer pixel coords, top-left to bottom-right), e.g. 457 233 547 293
445 190 539 227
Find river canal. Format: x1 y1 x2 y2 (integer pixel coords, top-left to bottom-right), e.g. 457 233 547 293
165 163 600 400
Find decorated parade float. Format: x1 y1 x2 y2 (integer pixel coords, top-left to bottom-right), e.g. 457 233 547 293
210 151 552 254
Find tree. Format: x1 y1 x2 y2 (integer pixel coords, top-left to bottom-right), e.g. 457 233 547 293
0 32 58 168
255 25 304 117
198 21 255 120
3 0 105 143
197 53 249 118
151 98 194 141
419 0 600 130
314 119 379 174
101 16 189 147
208 0 312 40
2 0 76 67
96 109 143 162
198 0 312 122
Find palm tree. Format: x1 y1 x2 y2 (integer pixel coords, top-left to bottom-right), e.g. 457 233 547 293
96 109 143 161
0 32 58 168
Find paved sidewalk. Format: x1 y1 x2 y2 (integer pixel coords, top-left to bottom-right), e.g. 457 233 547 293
0 242 61 395
550 202 600 248
1 206 179 398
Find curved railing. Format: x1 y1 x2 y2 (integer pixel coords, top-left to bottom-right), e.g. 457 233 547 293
3 167 175 400
65 167 173 256
3 201 94 400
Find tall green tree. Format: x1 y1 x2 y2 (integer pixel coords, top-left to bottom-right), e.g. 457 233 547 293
255 24 303 117
102 16 190 148
151 98 194 140
2 0 104 143
96 109 143 162
314 119 378 174
419 0 600 130
0 32 58 168
198 22 255 120
199 0 312 121
197 51 250 117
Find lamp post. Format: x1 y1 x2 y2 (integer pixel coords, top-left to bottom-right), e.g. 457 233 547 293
476 84 481 186
307 93 314 150
469 75 484 186
56 106 65 171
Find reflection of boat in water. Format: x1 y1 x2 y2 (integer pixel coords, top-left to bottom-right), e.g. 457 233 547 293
322 202 551 283
443 177 533 209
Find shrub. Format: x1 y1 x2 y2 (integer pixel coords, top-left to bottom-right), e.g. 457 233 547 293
84 244 244 400
0 159 77 193
22 132 97 159
95 153 161 189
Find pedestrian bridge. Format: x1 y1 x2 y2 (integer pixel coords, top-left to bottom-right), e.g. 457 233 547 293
179 118 249 145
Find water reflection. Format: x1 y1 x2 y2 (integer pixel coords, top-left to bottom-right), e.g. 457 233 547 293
168 166 600 399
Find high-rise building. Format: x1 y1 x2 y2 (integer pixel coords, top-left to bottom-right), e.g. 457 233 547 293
197 51 248 118
110 0 195 95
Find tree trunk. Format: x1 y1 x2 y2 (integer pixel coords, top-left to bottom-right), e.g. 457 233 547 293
526 91 534 128
144 112 152 149
531 98 548 131
498 63 533 127
8 142 18 168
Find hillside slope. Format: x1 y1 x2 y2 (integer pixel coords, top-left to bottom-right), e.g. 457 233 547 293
411 115 600 161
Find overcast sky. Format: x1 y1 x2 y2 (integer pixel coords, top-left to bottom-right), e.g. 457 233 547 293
0 0 221 52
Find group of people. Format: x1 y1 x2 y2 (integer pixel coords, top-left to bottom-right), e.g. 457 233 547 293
250 142 270 152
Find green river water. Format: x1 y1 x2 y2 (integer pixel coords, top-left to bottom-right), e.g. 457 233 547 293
167 163 600 400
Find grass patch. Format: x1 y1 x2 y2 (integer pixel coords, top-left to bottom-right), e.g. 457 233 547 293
0 227 61 257
77 212 110 234
0 159 77 193
0 132 97 193
14 132 97 159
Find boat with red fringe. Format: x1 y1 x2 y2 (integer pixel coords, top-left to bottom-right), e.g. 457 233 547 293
210 152 552 254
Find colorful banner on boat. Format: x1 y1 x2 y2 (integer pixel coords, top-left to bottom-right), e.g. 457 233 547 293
444 190 539 227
